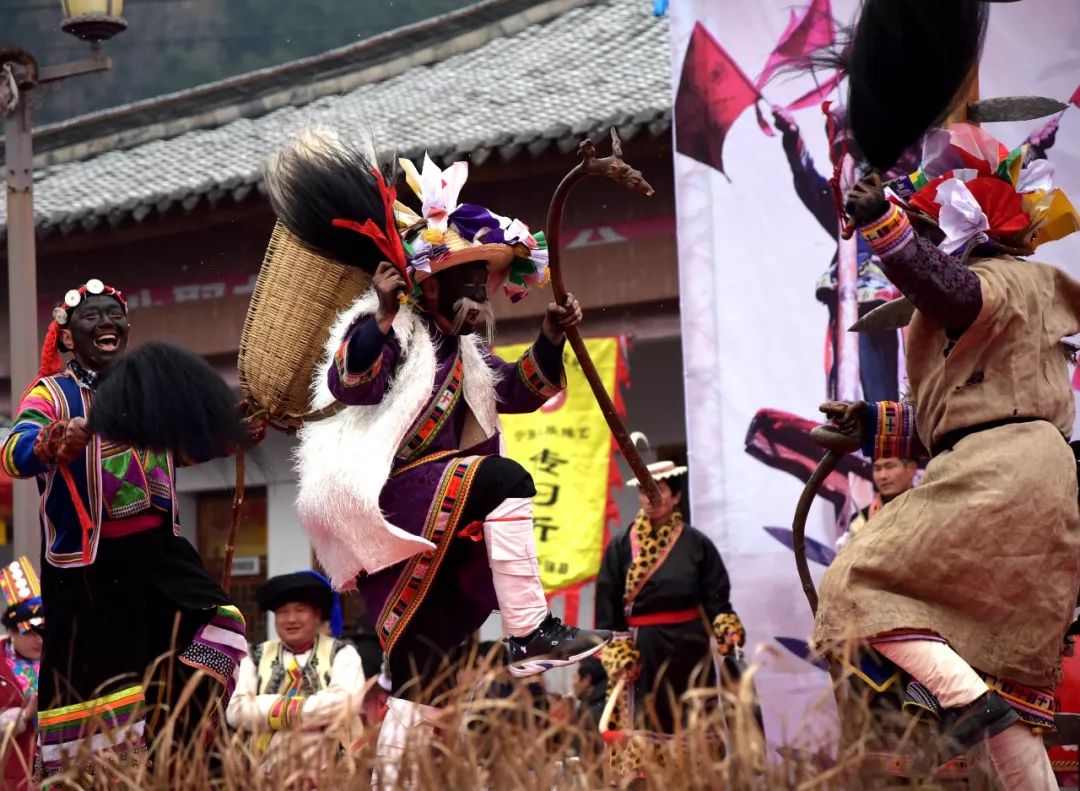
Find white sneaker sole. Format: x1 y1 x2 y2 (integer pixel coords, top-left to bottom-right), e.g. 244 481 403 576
507 636 611 678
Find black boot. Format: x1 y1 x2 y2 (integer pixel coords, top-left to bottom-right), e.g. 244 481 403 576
938 690 1018 755
505 613 611 677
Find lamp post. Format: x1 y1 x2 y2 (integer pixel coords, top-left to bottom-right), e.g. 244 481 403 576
2 0 127 566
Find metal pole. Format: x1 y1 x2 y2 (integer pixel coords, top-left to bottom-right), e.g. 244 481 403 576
5 99 42 567
835 152 860 403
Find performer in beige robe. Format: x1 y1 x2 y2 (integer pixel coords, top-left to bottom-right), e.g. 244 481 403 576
812 120 1080 791
817 258 1080 685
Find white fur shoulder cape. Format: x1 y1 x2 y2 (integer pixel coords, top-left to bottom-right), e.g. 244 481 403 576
294 291 502 590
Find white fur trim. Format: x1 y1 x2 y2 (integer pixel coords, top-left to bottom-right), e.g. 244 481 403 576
295 291 503 589
462 340 502 438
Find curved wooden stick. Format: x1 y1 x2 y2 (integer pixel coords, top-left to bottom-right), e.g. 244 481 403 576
794 450 852 703
222 450 246 594
545 129 662 507
791 450 839 618
792 424 860 617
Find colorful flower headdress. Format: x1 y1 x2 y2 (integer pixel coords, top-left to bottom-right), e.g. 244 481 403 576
0 557 42 633
886 123 1079 255
39 278 127 379
393 154 550 302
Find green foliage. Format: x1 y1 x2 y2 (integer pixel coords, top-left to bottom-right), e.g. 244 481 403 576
2 0 474 124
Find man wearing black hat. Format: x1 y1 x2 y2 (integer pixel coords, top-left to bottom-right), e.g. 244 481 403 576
226 570 364 766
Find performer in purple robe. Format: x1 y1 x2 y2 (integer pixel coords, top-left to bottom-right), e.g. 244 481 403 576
269 138 611 783
325 256 604 683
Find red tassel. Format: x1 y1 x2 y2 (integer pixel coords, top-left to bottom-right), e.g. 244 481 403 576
58 464 95 564
458 520 485 542
38 322 63 378
15 321 64 406
601 728 627 745
822 100 853 234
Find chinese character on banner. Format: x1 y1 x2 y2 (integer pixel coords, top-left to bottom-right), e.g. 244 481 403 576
496 336 628 593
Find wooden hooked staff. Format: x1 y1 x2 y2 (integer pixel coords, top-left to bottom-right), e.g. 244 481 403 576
544 130 663 507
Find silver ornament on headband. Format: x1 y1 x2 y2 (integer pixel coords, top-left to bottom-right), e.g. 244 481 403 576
52 307 69 326
64 290 82 308
85 279 104 295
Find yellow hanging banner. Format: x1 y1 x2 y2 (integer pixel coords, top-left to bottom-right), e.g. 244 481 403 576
495 336 624 593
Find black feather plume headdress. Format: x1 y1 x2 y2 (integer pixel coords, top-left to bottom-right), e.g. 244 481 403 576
264 128 410 285
827 0 989 172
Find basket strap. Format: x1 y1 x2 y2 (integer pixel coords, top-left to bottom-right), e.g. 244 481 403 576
249 398 348 434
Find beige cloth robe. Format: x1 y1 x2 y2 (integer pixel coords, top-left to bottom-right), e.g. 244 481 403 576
814 257 1080 687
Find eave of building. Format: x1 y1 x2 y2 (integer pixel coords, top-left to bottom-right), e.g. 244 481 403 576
0 0 671 242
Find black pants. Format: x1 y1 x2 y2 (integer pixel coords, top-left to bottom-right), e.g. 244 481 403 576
388 456 536 703
39 526 233 741
635 621 716 733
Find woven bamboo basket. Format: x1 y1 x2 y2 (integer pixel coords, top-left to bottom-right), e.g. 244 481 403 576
238 221 370 431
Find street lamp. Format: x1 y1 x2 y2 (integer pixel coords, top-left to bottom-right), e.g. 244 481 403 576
2 0 128 565
61 0 128 41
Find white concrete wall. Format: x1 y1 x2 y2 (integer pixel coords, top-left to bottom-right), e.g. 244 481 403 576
175 430 308 639
266 479 306 576
177 492 198 545
174 429 300 495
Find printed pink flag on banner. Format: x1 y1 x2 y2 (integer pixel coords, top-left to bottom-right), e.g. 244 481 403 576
785 71 842 111
674 22 761 176
755 0 834 89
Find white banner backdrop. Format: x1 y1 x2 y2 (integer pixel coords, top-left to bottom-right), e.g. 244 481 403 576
670 0 1080 750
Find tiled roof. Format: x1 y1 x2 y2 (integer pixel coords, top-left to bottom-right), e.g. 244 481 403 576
1 0 671 239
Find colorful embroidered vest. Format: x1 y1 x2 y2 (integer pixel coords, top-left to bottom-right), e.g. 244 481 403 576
26 374 181 568
253 634 341 696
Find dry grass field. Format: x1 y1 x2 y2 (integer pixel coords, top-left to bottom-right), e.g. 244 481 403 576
26 649 1010 790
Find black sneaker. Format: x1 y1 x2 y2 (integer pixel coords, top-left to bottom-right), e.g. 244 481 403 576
938 690 1018 755
505 614 612 677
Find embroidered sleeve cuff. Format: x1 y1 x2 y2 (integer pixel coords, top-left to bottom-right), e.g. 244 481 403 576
712 611 746 655
859 204 915 259
517 342 564 400
864 401 916 460
32 420 66 467
334 320 388 388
